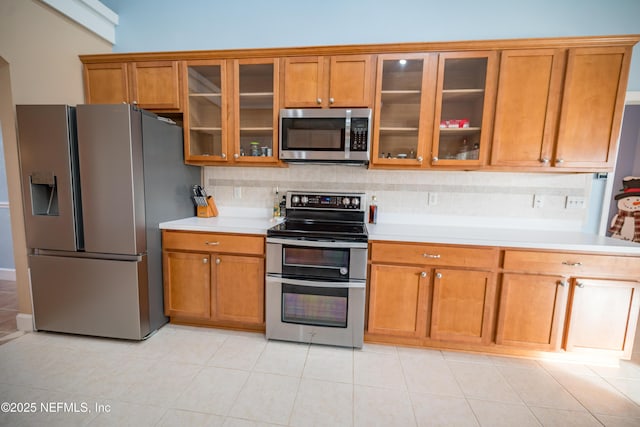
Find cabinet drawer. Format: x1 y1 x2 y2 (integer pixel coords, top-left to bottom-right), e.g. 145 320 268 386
162 231 264 255
371 242 498 269
503 250 640 278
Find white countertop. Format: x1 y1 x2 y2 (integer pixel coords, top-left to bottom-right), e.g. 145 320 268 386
367 223 640 255
160 210 640 255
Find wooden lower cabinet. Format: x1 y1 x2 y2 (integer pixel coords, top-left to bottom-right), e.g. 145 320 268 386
495 273 568 351
163 251 211 319
214 254 264 324
430 269 496 344
368 264 429 337
564 278 640 358
162 230 265 330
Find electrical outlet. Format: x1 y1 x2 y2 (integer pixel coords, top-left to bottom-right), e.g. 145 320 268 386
428 192 438 206
233 187 242 199
533 194 544 208
566 196 586 209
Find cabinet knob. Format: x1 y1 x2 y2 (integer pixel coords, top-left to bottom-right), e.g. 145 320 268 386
577 281 585 288
132 101 138 105
202 258 208 264
216 258 221 265
329 97 335 104
556 158 564 164
420 272 427 278
234 153 239 159
417 156 423 163
316 98 322 104
221 153 227 159
436 272 443 279
540 157 550 164
432 156 439 162
557 279 567 287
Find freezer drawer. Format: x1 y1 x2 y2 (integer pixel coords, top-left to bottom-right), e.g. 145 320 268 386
29 254 158 340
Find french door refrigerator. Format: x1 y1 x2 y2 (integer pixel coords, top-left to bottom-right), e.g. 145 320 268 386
17 104 200 340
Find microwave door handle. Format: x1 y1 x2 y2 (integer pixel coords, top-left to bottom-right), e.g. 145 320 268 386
344 109 351 159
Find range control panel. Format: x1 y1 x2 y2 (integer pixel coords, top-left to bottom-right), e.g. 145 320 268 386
287 192 365 211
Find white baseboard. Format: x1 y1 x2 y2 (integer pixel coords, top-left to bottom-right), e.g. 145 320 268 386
0 268 16 281
16 313 33 332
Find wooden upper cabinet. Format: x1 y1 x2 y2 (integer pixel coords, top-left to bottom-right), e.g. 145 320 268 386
431 51 498 167
129 61 181 110
83 61 181 111
282 55 374 108
554 47 631 169
83 63 129 104
491 49 565 167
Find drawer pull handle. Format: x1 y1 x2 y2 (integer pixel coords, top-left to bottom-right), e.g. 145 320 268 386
562 261 582 267
423 253 441 259
205 241 221 246
420 272 427 278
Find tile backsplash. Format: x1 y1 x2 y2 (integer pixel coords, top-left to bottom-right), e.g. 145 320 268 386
204 165 593 231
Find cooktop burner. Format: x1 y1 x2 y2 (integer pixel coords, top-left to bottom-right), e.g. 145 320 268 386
267 191 368 242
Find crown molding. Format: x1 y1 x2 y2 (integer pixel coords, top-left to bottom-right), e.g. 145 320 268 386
39 0 118 44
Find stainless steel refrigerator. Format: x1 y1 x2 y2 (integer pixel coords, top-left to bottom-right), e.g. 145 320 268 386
17 104 200 340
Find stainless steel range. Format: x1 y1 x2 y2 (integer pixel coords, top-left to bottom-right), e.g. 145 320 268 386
266 191 368 348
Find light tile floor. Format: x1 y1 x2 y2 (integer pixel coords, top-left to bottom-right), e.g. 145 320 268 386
1 324 640 426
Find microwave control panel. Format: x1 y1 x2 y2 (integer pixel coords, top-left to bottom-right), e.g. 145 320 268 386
350 118 369 152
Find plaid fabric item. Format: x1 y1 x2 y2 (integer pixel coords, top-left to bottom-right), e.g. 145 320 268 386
609 210 640 242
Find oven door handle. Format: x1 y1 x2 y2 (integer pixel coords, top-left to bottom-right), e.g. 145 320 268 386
266 237 368 249
266 274 366 289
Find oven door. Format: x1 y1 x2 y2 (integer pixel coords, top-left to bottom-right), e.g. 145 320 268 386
265 275 365 348
266 238 367 281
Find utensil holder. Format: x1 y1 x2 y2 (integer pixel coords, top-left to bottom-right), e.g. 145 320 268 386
197 196 218 218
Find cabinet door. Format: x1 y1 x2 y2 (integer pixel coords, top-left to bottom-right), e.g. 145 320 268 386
495 273 568 351
183 60 229 161
368 264 429 337
231 59 279 164
83 62 129 104
328 55 374 108
372 54 436 167
431 51 498 167
213 254 265 326
129 61 181 110
554 47 631 169
163 251 211 319
565 279 640 358
491 49 565 167
282 56 324 108
430 269 495 344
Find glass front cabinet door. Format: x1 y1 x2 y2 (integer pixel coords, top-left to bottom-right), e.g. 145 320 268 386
231 59 279 163
431 52 498 167
372 54 437 167
183 60 228 162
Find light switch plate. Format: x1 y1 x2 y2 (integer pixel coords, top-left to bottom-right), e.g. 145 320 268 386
566 196 586 209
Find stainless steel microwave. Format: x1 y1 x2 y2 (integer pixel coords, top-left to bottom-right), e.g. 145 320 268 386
279 108 371 164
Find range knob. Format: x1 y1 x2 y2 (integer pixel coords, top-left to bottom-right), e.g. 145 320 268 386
301 196 309 204
342 197 351 206
291 195 300 204
352 198 360 206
